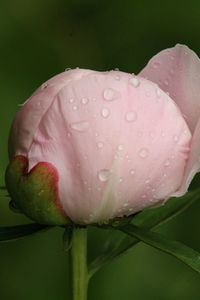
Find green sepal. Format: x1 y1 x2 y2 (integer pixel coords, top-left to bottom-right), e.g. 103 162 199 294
5 155 70 225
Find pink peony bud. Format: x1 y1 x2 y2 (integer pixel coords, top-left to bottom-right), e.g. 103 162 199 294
5 44 200 225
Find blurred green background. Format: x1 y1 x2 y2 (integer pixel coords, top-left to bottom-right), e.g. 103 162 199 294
1 0 200 299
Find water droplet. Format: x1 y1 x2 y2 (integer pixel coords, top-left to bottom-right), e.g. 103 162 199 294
98 169 111 182
156 88 161 98
125 111 137 122
69 98 74 103
117 144 124 151
101 108 110 118
70 121 89 132
139 148 149 158
152 61 161 68
42 83 48 89
173 135 179 142
97 142 104 149
65 67 71 71
146 91 151 97
164 79 169 86
170 68 175 75
123 202 129 207
103 88 116 101
114 75 120 80
164 160 170 167
128 208 133 212
130 169 135 175
142 194 147 199
73 105 78 110
81 97 89 104
119 177 123 183
67 132 72 137
129 77 140 87
145 178 150 184
149 131 155 138
161 131 165 137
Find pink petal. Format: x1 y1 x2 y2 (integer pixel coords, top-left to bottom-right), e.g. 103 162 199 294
9 69 94 158
26 71 191 223
172 118 200 196
140 45 200 196
139 44 200 133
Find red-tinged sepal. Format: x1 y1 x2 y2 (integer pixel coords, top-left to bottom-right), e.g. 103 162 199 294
5 155 70 225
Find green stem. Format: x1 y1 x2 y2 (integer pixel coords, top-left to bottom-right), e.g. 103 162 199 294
70 227 88 300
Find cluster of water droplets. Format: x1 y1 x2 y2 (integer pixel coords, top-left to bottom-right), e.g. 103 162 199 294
61 71 184 219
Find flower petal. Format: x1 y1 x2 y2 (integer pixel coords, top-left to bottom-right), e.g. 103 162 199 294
172 118 200 196
26 71 191 223
139 44 200 133
9 69 94 158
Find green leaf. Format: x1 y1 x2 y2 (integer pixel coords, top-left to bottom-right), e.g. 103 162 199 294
0 223 49 242
89 189 200 276
120 223 200 274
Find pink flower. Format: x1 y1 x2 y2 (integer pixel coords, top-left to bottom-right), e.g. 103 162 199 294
5 44 200 225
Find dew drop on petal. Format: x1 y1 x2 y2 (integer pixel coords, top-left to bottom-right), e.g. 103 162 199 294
129 77 140 88
149 131 155 138
73 105 78 110
42 83 48 89
145 178 150 184
103 88 116 101
70 121 89 132
125 111 137 122
164 79 169 86
81 97 89 104
164 160 170 167
156 88 161 98
101 108 110 118
98 169 111 182
152 61 161 68
117 144 124 151
174 135 179 142
139 148 149 158
97 142 104 149
69 98 74 103
130 169 135 175
161 131 165 137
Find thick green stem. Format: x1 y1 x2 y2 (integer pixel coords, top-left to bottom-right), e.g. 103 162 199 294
70 227 88 300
